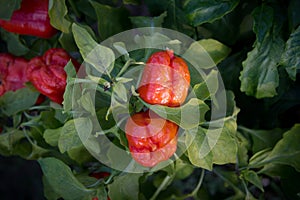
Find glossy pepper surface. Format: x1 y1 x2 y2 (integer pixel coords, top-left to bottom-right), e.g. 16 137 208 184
125 110 178 167
0 0 57 38
0 53 28 96
138 49 190 107
27 48 80 104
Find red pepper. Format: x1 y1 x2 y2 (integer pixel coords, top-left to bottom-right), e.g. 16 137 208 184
26 48 80 104
89 172 110 200
0 0 57 38
0 53 28 96
125 110 178 167
138 49 190 107
89 172 110 179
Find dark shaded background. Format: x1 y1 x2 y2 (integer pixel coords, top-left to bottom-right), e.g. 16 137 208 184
0 155 44 200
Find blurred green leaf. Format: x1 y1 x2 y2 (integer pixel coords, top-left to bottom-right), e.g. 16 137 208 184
0 30 29 56
241 170 264 192
281 25 300 81
39 157 95 200
58 119 82 153
0 129 25 156
0 0 21 19
130 12 167 28
49 0 72 33
0 87 39 116
44 127 62 147
183 0 239 26
288 0 300 30
91 2 131 40
239 127 284 154
259 124 300 172
108 173 142 200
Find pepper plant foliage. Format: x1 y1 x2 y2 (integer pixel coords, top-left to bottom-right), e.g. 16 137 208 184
0 0 300 199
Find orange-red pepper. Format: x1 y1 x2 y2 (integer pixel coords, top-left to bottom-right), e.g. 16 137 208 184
0 0 57 38
125 110 178 167
26 48 80 104
138 49 190 107
0 53 28 96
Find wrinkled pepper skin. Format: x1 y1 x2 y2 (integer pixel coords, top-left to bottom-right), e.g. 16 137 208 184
27 48 80 104
0 0 57 38
138 50 190 107
125 110 178 167
0 53 28 96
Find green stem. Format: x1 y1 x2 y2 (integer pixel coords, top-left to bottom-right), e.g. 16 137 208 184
180 169 205 199
150 175 172 200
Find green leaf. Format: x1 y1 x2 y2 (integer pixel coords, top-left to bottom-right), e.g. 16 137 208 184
0 0 21 19
134 33 182 60
240 5 285 99
123 0 140 5
63 61 79 112
281 25 300 81
193 69 219 101
174 159 194 180
108 173 142 200
288 0 300 29
78 92 96 116
186 117 238 170
142 98 209 130
38 157 95 200
58 119 82 153
72 23 115 75
198 39 231 64
0 29 29 56
236 131 250 167
183 0 239 26
130 11 167 28
91 2 131 40
186 91 238 170
240 36 284 98
239 127 284 154
49 0 72 33
0 129 25 156
241 170 264 192
67 145 94 164
259 124 300 172
44 127 62 147
59 32 78 52
0 87 39 116
252 5 274 44
183 39 231 70
43 176 61 200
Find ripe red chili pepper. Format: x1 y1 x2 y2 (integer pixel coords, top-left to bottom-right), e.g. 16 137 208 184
0 53 28 96
89 172 110 179
125 110 178 167
26 48 80 104
138 49 190 107
0 0 57 38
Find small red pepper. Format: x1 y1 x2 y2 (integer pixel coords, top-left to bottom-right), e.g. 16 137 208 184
138 49 190 107
0 53 28 96
125 110 178 167
26 48 80 104
89 172 110 179
89 172 110 200
0 0 57 38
